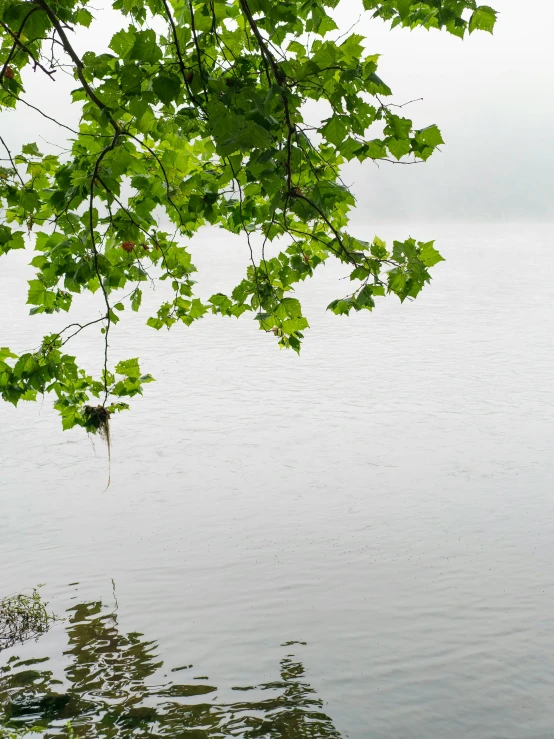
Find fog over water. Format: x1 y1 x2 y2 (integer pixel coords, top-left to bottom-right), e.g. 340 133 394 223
2 224 554 737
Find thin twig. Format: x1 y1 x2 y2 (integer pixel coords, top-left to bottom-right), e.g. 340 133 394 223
0 83 111 137
124 132 185 229
0 20 56 79
226 156 264 313
0 6 40 81
52 316 108 346
0 134 24 186
89 135 120 404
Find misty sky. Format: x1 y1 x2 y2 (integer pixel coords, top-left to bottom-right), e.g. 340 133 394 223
341 0 554 223
2 0 553 223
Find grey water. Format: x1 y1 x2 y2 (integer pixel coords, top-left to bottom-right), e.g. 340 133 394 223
1 223 554 738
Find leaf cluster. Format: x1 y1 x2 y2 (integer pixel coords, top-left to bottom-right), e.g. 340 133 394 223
0 0 495 432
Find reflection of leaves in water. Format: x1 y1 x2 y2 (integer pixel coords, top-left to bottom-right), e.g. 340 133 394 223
0 601 341 738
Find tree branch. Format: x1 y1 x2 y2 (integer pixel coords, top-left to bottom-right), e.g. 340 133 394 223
34 0 121 134
0 20 56 79
0 6 40 81
188 0 209 104
0 134 24 187
160 0 202 109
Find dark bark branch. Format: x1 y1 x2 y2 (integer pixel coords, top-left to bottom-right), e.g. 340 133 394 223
238 0 296 217
291 193 357 266
160 0 201 109
35 0 121 134
188 0 209 104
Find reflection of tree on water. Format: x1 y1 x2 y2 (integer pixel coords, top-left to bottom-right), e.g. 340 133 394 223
0 601 341 738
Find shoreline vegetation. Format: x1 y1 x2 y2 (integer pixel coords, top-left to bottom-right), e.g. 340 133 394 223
0 591 58 655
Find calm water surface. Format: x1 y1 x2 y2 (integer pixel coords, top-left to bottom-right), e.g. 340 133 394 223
1 223 554 738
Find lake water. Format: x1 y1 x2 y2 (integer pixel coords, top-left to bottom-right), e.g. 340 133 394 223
1 223 554 738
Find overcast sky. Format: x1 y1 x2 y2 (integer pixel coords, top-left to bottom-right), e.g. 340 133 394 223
2 0 553 223
341 0 554 223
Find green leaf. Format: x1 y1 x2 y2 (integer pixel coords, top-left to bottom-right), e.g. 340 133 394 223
279 298 302 319
21 142 42 157
129 30 162 63
109 28 136 58
282 317 309 333
61 406 80 430
320 116 348 147
418 241 445 267
416 124 444 147
146 317 164 330
152 74 181 105
287 40 305 55
0 226 25 254
387 115 412 139
75 8 93 26
115 357 141 378
397 0 411 20
386 138 411 160
27 280 48 306
131 289 142 312
469 6 497 34
0 347 18 361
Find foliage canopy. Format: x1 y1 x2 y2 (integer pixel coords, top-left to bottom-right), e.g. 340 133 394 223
0 0 496 433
